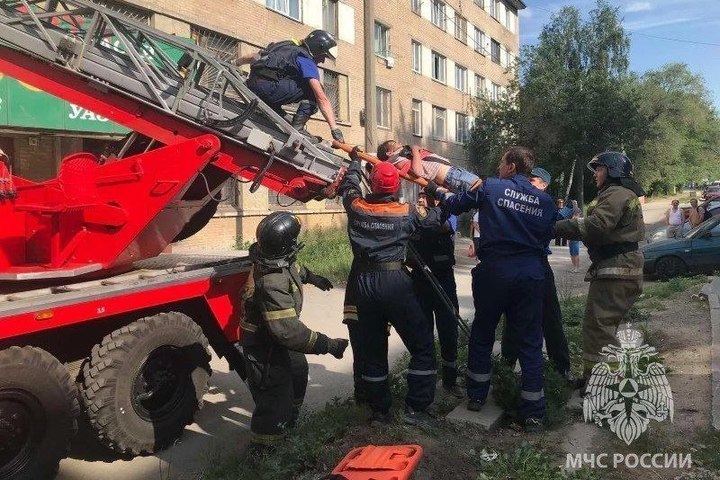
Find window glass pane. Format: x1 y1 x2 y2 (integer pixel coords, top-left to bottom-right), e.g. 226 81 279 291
376 87 391 128
411 0 421 13
455 14 467 42
456 113 468 143
431 51 445 82
322 0 338 36
412 41 422 72
491 39 501 64
455 65 467 92
432 0 446 29
412 99 422 135
374 22 389 56
433 106 446 139
475 74 486 96
289 0 300 19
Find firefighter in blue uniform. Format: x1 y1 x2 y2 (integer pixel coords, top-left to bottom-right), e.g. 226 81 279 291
427 146 556 432
236 30 344 143
239 212 349 449
409 192 463 398
339 148 446 425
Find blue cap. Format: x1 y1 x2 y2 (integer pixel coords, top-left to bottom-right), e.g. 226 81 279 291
530 167 552 184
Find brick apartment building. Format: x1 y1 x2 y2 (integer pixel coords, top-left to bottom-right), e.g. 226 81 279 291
2 0 523 249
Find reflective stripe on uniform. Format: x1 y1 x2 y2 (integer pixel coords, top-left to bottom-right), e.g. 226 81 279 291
343 305 358 321
521 389 544 401
466 370 491 383
595 267 644 277
362 374 388 382
303 331 318 353
262 307 297 321
251 431 285 445
441 359 457 368
240 320 257 332
407 369 437 376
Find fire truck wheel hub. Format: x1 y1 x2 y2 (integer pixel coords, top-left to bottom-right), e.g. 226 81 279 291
131 346 187 422
0 391 43 473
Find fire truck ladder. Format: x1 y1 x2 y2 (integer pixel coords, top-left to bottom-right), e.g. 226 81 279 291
0 0 346 195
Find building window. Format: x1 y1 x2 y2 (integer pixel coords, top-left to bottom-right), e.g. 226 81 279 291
506 7 514 31
432 106 446 139
322 69 350 122
491 82 500 101
411 99 422 136
489 0 498 18
474 0 484 7
376 87 392 128
431 51 446 83
491 39 501 64
455 64 467 93
431 0 446 30
374 22 390 57
266 0 301 21
474 74 486 96
455 113 469 144
322 0 338 37
454 13 467 43
411 40 422 73
411 0 422 14
191 27 240 99
473 27 485 55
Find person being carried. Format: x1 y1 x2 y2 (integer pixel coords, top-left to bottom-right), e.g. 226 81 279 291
235 30 344 144
376 140 481 193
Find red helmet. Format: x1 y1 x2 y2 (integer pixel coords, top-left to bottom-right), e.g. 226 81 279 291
370 161 400 194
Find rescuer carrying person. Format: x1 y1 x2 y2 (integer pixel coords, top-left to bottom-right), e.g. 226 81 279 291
239 212 348 449
339 147 447 426
235 30 345 144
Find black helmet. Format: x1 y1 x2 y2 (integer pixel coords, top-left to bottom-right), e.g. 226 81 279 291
587 151 633 179
304 30 338 60
256 212 303 260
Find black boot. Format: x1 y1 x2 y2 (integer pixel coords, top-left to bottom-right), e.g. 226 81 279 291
291 112 323 144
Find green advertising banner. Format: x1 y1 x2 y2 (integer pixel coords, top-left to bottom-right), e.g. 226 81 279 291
0 73 129 134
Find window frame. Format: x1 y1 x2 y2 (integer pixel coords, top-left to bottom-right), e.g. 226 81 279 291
454 12 467 43
491 39 501 64
473 27 485 55
411 0 422 14
474 73 486 97
455 113 469 144
411 40 422 73
432 105 447 140
322 0 338 37
431 0 447 30
491 82 501 101
431 50 446 83
455 64 468 93
374 21 391 57
266 0 301 21
376 86 392 129
321 68 349 123
411 99 423 137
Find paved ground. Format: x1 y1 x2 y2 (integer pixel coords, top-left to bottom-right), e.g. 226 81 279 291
57 196 672 479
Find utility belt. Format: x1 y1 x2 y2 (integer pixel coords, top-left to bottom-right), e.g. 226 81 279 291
591 242 638 262
355 261 404 273
249 67 283 83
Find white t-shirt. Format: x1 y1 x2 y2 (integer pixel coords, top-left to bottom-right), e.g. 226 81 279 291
472 211 480 238
668 208 683 226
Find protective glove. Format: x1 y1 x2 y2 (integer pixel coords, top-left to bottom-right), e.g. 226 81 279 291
425 180 440 199
327 338 349 359
305 269 333 291
350 146 362 163
331 128 345 143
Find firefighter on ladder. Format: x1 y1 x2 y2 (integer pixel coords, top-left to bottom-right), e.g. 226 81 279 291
235 30 345 144
239 212 349 450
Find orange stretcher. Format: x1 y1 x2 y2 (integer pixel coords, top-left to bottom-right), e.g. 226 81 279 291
332 141 430 188
330 444 424 480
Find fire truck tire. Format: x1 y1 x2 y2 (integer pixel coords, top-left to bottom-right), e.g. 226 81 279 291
80 312 211 455
173 200 219 243
0 346 79 480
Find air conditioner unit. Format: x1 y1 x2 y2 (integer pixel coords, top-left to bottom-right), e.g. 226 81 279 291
385 56 395 68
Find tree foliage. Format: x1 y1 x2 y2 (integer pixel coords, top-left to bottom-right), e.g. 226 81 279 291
467 0 720 202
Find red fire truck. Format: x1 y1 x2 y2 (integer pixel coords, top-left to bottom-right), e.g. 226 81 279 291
0 1 349 478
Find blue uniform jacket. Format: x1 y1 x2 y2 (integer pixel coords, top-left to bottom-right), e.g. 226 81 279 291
441 174 557 277
340 159 446 263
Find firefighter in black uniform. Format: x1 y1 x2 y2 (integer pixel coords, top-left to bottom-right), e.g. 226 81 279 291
339 148 446 425
239 212 348 448
409 192 463 398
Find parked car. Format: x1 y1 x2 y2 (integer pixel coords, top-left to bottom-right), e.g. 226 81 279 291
641 217 720 278
703 186 720 200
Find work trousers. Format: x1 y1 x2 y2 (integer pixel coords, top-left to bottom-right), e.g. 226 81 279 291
247 77 317 118
413 268 460 386
501 257 571 375
242 344 308 445
354 269 437 414
582 277 643 377
467 261 545 419
342 263 368 403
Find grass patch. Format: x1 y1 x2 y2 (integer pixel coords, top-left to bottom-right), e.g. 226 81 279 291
475 444 601 480
641 276 707 300
297 226 352 285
